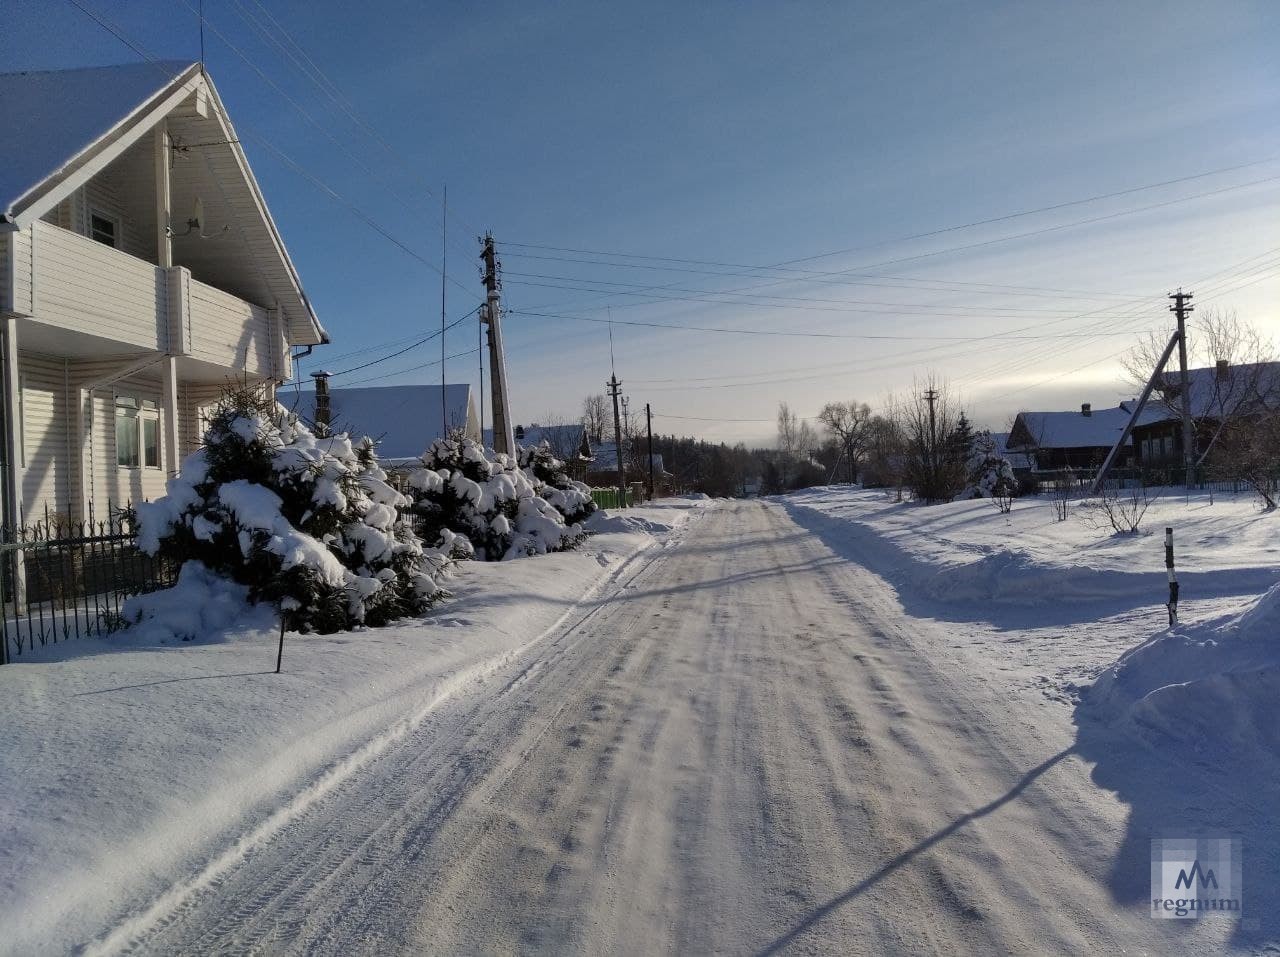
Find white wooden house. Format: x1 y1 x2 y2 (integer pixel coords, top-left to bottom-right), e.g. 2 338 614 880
0 61 326 527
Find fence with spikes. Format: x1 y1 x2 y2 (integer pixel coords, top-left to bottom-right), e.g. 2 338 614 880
0 502 177 664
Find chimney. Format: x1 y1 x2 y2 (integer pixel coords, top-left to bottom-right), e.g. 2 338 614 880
1081 403 1092 417
312 370 332 437
1216 359 1229 381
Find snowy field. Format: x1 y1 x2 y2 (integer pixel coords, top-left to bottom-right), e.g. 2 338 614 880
0 500 708 955
783 485 1280 696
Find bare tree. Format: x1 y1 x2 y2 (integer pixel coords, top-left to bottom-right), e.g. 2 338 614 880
581 394 608 444
861 413 905 492
1215 413 1280 510
535 412 581 463
888 375 965 503
1123 309 1279 469
818 400 873 484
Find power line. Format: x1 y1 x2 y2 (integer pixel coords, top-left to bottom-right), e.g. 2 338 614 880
505 155 1280 275
230 0 484 247
176 0 478 295
507 308 1152 341
327 309 478 377
504 172 1280 297
340 347 481 388
501 271 1138 316
66 0 479 303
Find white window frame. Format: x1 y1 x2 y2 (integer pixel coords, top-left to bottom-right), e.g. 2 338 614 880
115 393 162 470
88 207 121 249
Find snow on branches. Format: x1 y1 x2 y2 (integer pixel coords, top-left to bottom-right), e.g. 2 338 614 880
959 431 1019 510
134 386 447 633
406 437 591 561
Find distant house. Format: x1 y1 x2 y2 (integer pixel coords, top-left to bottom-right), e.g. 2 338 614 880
1007 403 1159 473
989 432 1033 476
583 441 673 495
0 62 326 526
1130 361 1280 468
304 383 479 462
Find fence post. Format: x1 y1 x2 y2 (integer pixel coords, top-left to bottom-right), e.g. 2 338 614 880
1165 526 1179 626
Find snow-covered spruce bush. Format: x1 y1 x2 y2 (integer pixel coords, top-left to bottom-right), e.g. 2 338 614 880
518 441 596 525
959 434 1018 504
406 437 587 561
134 388 446 633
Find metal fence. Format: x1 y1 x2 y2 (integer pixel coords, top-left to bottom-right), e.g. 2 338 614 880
0 504 177 664
1031 467 1269 497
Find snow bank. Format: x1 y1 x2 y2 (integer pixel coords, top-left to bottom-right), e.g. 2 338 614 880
1085 582 1280 758
784 486 1280 611
121 562 274 644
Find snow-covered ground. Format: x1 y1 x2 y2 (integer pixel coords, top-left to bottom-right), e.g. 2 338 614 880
0 500 707 956
4 488 1275 953
784 485 1278 951
783 485 1280 695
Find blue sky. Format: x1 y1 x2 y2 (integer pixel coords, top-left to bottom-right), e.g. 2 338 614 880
4 0 1278 442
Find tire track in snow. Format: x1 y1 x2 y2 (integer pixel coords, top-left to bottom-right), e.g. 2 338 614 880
87 515 699 956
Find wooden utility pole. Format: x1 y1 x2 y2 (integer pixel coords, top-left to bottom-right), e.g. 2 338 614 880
923 387 939 479
480 235 514 456
440 185 447 436
1171 290 1195 487
646 402 655 500
608 374 627 507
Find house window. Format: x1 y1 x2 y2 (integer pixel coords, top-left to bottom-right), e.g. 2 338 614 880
116 395 161 469
90 210 119 248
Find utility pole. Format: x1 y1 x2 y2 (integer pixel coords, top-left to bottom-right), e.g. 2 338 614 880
1171 289 1195 488
923 387 938 479
621 396 631 470
440 185 447 436
646 402 655 500
608 374 628 507
480 234 515 456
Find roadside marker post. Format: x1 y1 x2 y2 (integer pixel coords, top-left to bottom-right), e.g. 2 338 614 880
1165 526 1179 626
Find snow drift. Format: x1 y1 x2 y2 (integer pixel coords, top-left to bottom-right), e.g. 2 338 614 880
1085 580 1280 760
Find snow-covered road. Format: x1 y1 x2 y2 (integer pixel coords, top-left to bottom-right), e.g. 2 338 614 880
105 500 1222 955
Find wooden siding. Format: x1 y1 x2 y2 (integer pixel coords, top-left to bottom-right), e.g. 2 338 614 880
179 384 224 458
11 227 33 316
31 221 165 350
188 277 275 377
17 353 73 521
94 136 157 263
0 231 8 313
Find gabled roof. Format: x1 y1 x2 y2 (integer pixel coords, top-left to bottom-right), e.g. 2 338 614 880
989 432 1034 471
1010 405 1162 450
1150 361 1280 421
303 383 476 460
0 61 199 218
0 61 325 345
516 423 585 448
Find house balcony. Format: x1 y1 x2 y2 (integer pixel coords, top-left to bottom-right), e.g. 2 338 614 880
8 220 289 383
